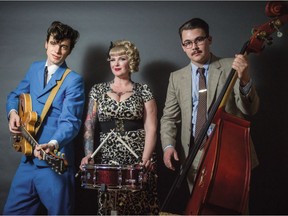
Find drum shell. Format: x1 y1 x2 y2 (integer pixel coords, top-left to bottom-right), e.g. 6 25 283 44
81 164 144 191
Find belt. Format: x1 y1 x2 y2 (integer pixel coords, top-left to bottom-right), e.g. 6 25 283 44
99 119 144 133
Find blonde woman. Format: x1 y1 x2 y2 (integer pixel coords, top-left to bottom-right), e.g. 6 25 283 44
80 40 159 215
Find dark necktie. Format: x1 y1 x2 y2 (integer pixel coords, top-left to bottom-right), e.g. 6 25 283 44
195 67 207 140
44 66 48 87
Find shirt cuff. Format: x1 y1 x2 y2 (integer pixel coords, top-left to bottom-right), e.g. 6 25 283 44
8 109 18 119
48 140 59 150
240 79 252 96
164 144 174 152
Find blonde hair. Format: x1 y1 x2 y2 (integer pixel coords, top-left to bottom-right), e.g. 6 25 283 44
108 40 140 72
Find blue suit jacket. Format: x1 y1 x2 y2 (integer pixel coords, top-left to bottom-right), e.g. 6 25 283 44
6 60 85 167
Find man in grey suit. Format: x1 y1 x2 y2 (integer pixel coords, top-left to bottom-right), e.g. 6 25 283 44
160 18 259 205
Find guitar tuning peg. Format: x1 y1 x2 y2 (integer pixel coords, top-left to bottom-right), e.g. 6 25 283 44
61 153 65 158
54 149 58 154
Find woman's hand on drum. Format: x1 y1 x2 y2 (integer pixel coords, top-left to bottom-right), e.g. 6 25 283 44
80 154 94 170
140 157 155 172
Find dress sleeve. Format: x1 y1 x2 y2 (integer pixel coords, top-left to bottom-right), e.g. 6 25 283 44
141 83 154 103
89 83 108 102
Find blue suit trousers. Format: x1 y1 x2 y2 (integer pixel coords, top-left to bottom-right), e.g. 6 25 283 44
3 160 75 215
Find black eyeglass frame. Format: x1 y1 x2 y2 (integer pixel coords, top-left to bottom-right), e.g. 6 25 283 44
182 36 208 48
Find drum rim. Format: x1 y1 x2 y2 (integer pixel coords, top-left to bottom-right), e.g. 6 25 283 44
83 164 143 170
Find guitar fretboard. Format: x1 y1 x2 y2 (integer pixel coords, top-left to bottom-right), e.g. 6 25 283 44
20 125 38 148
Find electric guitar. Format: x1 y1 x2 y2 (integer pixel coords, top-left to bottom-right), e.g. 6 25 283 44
12 93 68 174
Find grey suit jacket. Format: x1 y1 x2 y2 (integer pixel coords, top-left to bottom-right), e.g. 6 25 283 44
160 54 260 173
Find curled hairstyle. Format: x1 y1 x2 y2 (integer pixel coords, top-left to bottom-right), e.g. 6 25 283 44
46 21 80 52
178 18 209 40
108 40 140 73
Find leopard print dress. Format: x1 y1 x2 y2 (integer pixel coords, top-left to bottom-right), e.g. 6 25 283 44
89 81 159 215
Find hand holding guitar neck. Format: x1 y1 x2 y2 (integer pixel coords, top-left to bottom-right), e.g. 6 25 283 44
20 125 68 175
34 143 58 160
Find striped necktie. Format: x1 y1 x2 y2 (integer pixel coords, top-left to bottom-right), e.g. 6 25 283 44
195 67 207 140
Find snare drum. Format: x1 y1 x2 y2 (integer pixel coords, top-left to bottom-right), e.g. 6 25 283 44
81 164 144 191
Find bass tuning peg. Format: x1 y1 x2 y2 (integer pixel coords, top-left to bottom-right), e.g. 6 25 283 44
270 19 283 38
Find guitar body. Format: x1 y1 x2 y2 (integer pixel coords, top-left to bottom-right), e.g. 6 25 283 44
12 93 68 174
13 94 38 156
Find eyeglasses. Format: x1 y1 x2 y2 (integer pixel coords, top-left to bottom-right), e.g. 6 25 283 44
182 36 208 49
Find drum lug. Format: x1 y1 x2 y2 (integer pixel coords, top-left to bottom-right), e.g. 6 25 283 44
118 169 123 188
139 171 143 188
93 169 97 188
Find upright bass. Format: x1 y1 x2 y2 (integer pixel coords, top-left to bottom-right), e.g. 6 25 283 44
161 1 288 214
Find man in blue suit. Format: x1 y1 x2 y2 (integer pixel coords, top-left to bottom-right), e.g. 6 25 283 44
4 21 85 215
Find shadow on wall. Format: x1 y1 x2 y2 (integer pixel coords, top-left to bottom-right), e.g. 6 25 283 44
74 44 112 215
81 44 113 94
248 43 288 214
142 61 191 214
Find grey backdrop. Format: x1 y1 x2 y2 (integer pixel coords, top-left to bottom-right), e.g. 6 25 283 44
1 1 288 214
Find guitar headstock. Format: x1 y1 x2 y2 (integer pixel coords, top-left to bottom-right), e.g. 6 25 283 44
42 150 68 175
246 1 288 54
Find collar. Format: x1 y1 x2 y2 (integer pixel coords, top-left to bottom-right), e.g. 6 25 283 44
190 53 211 75
45 61 61 75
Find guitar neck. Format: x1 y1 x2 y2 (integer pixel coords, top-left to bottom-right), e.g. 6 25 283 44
19 125 45 156
19 125 67 174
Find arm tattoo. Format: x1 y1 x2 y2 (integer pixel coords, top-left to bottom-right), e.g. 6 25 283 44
83 99 97 155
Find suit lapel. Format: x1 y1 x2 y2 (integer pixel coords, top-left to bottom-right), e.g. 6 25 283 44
33 61 46 91
181 64 193 119
39 62 68 98
207 55 222 111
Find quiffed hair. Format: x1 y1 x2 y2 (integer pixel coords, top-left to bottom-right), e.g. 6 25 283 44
46 21 80 51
